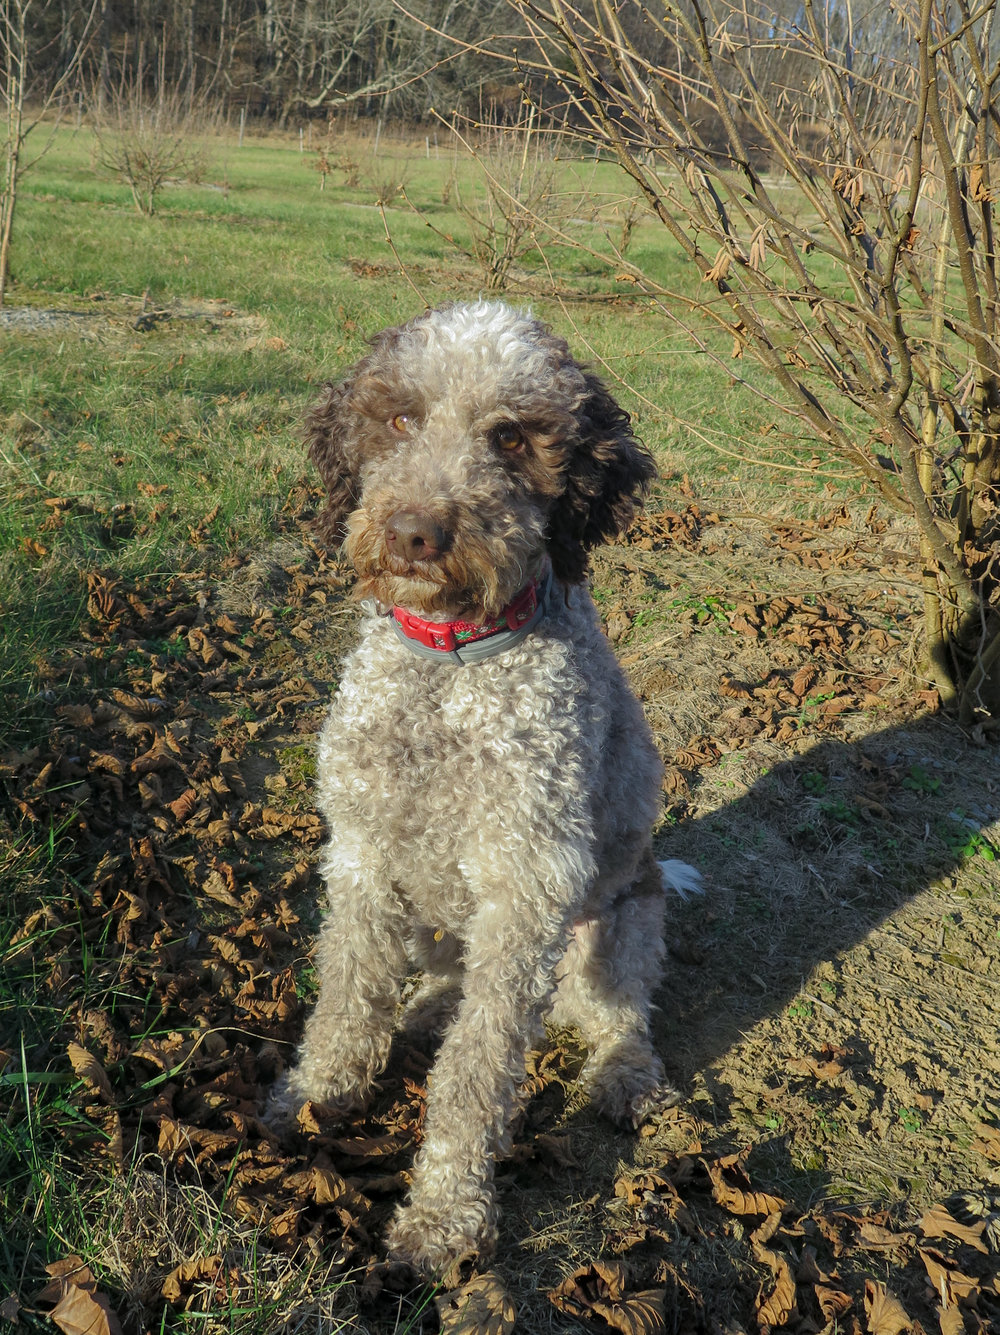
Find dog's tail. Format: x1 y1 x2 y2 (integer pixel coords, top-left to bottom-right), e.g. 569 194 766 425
658 859 704 901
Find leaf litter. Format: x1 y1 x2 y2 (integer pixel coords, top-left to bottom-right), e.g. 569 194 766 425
2 487 1000 1333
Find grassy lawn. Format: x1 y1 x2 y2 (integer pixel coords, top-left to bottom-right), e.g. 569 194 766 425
3 121 998 1335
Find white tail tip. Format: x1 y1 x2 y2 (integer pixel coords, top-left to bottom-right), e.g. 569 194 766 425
658 859 704 901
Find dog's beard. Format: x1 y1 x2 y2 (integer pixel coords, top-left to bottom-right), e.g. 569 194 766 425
345 510 539 621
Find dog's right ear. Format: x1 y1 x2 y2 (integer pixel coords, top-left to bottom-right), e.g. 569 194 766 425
304 379 360 546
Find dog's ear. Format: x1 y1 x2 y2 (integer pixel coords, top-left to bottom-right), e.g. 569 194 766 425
304 378 360 546
546 373 656 583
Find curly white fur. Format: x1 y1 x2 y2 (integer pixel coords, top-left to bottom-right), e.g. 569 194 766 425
267 301 701 1275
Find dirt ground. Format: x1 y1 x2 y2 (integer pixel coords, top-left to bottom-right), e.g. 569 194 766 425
4 477 999 1335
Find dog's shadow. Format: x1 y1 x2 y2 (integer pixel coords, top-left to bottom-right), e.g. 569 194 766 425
489 712 998 1296
656 712 997 1086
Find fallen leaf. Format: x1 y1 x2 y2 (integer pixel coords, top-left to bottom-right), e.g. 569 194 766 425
863 1279 911 1334
920 1203 988 1253
918 1247 980 1306
858 1218 913 1250
751 1211 784 1248
37 1259 97 1303
592 1290 666 1335
67 1043 114 1102
436 1270 516 1335
37 1259 121 1335
549 1262 666 1335
937 1308 965 1335
704 1153 786 1217
970 1127 1000 1161
310 1167 372 1215
328 1131 412 1158
48 1285 120 1335
815 1283 852 1323
550 1260 627 1317
109 689 162 720
753 1240 798 1330
161 1256 224 1303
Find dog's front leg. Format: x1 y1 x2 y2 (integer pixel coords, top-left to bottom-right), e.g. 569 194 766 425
385 891 571 1274
267 838 408 1126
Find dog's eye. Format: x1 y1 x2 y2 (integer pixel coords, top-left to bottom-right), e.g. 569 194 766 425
390 413 412 433
492 423 525 453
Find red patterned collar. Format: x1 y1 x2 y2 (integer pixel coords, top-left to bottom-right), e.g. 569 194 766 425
389 568 551 664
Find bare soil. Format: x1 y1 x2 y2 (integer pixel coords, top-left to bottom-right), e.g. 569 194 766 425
3 477 999 1334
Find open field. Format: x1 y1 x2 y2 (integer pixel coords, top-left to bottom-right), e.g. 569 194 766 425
2 123 999 1335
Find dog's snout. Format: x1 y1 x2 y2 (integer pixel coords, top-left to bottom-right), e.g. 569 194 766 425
384 509 449 563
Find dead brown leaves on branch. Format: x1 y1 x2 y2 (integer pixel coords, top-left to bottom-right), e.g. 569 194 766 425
511 0 1000 720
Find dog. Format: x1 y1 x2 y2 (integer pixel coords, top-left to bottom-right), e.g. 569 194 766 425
268 300 701 1273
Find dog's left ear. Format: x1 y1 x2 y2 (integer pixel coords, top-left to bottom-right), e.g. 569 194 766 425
546 373 656 583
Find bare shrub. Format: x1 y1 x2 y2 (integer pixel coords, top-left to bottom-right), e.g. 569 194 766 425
450 103 563 291
606 184 649 258
504 0 1000 724
92 77 217 216
356 126 411 206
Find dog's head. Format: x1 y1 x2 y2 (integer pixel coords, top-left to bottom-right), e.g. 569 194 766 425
305 301 655 619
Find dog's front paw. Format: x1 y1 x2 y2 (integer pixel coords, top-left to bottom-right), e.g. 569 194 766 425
262 1069 364 1137
386 1196 495 1277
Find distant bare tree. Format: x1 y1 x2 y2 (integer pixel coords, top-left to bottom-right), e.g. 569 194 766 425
500 0 1000 726
0 0 95 306
449 103 563 290
92 63 216 215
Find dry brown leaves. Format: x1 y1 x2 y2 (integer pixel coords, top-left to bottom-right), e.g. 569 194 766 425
550 1260 666 1335
1 558 432 1277
37 1257 122 1335
604 1151 998 1335
435 1270 517 1335
624 504 717 552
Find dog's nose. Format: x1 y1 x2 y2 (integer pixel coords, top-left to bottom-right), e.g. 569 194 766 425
384 509 448 563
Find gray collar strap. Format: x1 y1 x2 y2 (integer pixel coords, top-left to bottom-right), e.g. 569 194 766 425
388 566 553 665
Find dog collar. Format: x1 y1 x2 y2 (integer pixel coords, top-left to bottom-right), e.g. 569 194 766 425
389 566 552 665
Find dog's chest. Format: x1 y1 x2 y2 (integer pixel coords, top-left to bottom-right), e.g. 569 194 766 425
315 622 591 856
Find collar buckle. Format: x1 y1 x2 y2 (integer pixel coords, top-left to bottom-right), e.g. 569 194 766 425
393 609 458 652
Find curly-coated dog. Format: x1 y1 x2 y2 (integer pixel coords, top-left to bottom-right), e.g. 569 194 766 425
268 300 701 1274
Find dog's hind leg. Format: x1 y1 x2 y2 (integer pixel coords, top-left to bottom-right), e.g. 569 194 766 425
548 848 694 1126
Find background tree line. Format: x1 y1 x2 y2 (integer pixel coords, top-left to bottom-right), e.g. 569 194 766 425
18 0 522 121
15 0 929 128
